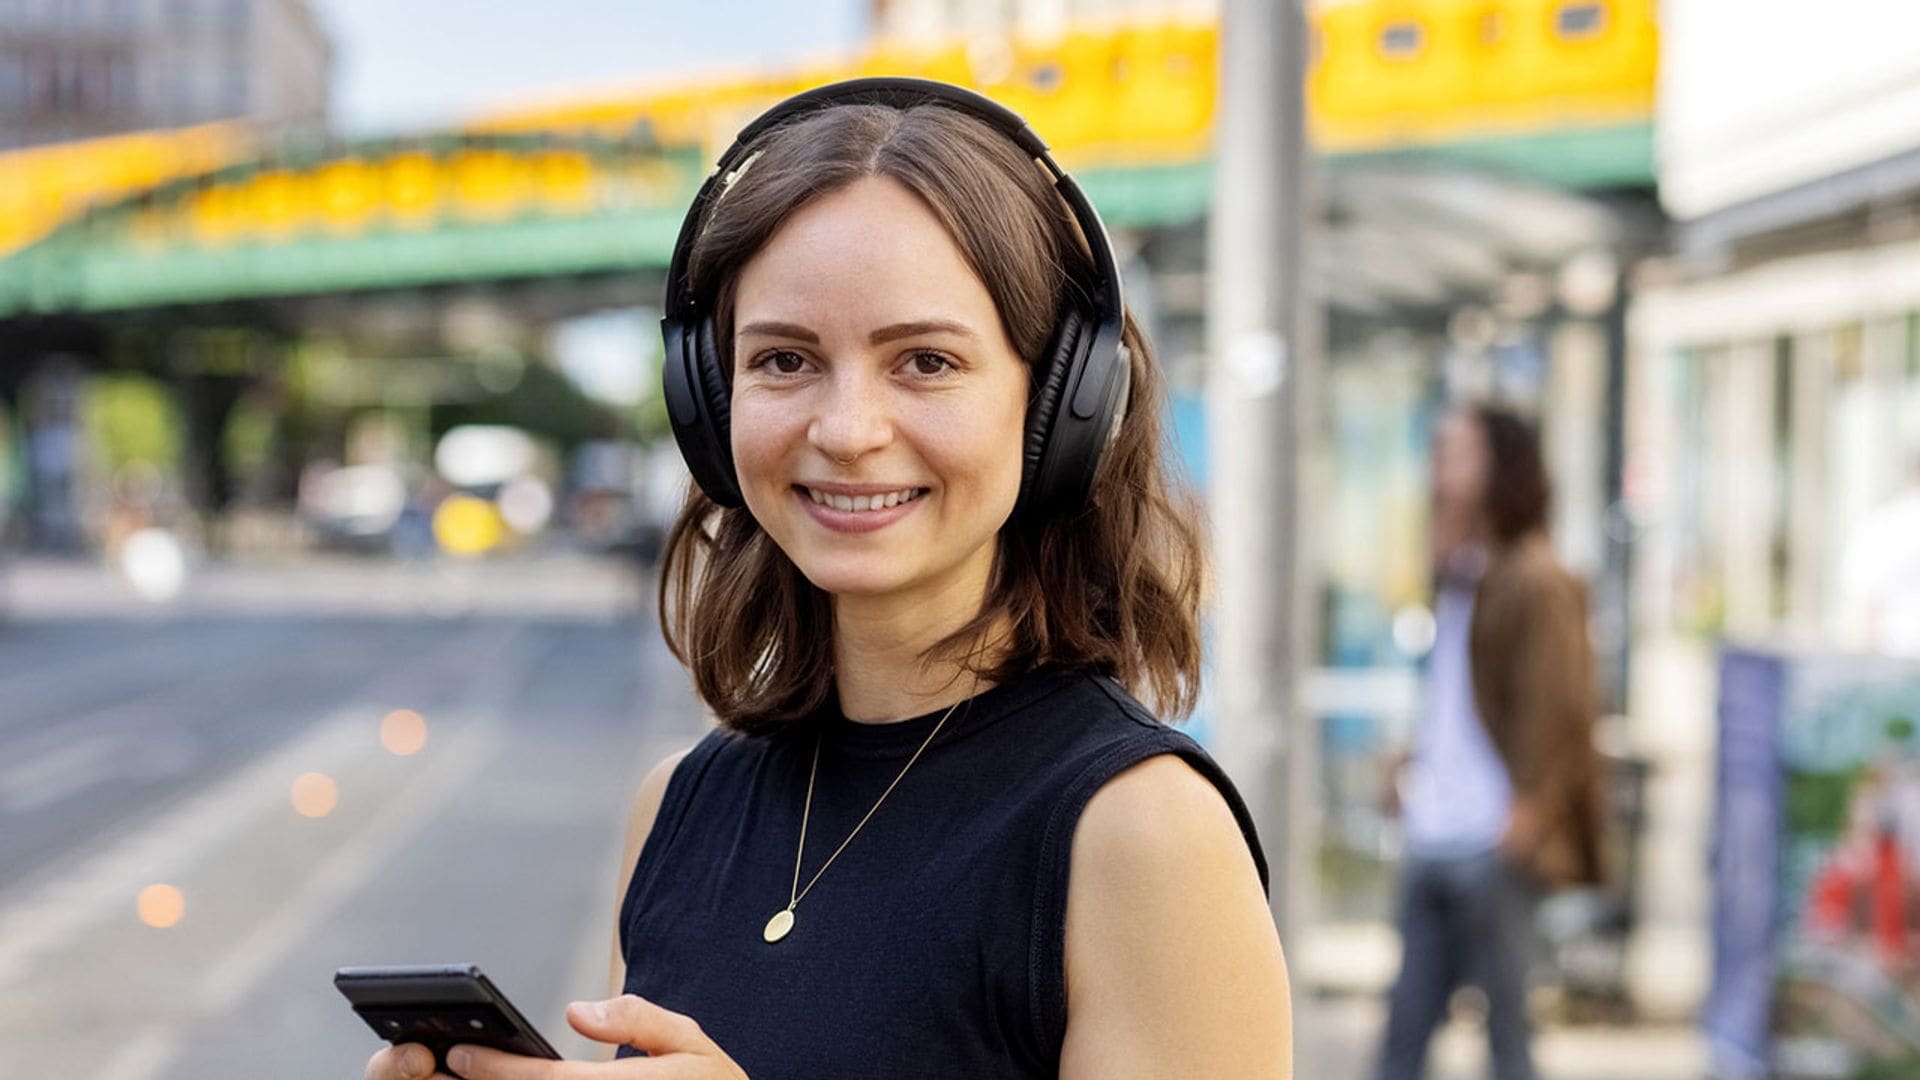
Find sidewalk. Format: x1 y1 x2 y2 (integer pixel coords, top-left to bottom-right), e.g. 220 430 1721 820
1299 992 1706 1080
1297 923 1707 1079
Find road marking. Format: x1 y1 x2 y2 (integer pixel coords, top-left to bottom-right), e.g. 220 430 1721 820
0 731 124 812
197 722 502 1014
70 623 532 1080
0 704 373 987
0 623 520 988
87 1023 179 1080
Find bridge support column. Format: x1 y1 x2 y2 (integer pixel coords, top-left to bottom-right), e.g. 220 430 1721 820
178 372 248 555
12 359 89 553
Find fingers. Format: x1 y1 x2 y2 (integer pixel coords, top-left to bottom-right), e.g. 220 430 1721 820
442 1044 569 1079
366 1043 440 1080
566 995 715 1056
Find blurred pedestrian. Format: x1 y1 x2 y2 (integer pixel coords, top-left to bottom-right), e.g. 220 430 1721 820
366 78 1290 1080
1376 405 1606 1080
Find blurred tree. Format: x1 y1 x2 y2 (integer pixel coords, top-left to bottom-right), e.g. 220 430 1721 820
82 374 182 475
431 356 613 455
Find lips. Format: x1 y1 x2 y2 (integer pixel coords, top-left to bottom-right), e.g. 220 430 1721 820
798 485 928 513
791 484 929 534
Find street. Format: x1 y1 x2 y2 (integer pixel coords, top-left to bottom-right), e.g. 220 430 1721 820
0 553 703 1079
0 552 1704 1080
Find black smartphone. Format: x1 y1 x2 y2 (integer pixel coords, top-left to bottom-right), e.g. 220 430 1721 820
335 963 563 1073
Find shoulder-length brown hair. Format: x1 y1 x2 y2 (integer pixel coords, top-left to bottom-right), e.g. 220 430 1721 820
1474 404 1552 545
658 98 1205 735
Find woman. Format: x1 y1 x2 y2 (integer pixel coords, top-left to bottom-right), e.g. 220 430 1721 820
1376 405 1603 1080
368 78 1291 1080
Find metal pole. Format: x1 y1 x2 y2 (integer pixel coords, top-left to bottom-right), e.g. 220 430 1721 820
1207 0 1313 959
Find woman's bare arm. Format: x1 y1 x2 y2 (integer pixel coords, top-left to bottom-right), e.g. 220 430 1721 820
1059 755 1292 1079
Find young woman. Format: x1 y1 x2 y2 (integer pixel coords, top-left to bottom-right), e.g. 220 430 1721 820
367 79 1291 1080
1376 405 1603 1080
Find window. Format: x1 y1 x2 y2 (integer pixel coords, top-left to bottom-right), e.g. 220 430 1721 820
1379 21 1423 59
1479 9 1504 46
1026 61 1062 92
1555 2 1607 40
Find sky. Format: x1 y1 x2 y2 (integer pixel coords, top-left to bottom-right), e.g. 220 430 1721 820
311 0 870 135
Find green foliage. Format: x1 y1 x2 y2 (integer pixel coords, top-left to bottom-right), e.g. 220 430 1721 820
1856 1055 1920 1080
82 374 182 473
431 358 615 454
221 396 278 481
1784 769 1862 838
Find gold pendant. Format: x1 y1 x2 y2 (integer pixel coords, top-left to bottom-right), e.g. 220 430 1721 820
763 908 795 943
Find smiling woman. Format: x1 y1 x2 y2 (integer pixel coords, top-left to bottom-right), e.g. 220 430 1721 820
726 174 1031 611
362 79 1291 1080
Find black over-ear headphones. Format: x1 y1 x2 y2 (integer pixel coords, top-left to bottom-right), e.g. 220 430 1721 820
660 76 1132 518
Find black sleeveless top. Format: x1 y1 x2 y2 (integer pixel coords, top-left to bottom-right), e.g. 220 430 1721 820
616 666 1268 1079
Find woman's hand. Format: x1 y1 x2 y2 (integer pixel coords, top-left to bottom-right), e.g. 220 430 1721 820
363 1042 441 1080
366 995 747 1079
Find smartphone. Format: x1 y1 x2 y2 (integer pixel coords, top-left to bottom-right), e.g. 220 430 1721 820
335 963 562 1073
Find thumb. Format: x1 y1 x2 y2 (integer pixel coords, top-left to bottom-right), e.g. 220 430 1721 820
567 995 715 1056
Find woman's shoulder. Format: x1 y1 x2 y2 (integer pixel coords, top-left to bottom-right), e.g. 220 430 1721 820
1016 667 1268 885
1009 665 1174 742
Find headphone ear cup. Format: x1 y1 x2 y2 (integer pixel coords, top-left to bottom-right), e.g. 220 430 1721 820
1019 307 1088 511
665 313 742 508
692 316 742 506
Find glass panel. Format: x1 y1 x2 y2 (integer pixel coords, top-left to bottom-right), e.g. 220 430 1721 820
1556 1 1607 39
1379 22 1423 58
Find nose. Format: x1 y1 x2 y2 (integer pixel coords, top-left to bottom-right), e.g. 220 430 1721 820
808 368 894 465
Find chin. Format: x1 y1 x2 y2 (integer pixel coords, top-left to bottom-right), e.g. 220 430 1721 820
791 556 915 599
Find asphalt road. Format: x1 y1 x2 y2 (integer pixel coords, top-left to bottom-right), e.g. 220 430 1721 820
0 550 1707 1080
0 552 707 1080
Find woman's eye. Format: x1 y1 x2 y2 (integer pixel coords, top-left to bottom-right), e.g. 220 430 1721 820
757 350 807 375
906 351 955 377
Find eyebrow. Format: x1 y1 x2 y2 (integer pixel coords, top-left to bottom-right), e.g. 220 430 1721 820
735 319 980 346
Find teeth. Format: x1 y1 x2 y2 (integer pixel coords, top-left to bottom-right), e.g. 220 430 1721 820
806 487 922 512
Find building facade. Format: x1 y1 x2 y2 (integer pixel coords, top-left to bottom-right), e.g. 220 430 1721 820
0 0 331 150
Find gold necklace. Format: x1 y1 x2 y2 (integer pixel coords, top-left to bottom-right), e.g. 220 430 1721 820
762 693 967 944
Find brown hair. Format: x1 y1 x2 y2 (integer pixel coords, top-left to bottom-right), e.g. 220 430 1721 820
1473 404 1552 545
658 100 1205 735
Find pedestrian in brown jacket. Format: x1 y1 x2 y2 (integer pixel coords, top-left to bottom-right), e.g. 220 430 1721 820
1376 405 1605 1080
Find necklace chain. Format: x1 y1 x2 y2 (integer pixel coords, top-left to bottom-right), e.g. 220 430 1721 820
767 692 967 941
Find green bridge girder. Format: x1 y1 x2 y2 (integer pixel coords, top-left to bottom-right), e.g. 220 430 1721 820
0 123 1649 319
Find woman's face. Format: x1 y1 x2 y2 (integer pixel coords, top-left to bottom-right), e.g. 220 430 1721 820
728 175 1029 605
1431 410 1490 521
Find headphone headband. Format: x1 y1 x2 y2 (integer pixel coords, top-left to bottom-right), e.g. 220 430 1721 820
664 77 1123 343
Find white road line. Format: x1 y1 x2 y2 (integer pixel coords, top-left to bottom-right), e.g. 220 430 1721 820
0 623 520 988
75 624 536 1080
0 731 124 811
0 703 374 986
196 722 503 1014
88 1023 180 1080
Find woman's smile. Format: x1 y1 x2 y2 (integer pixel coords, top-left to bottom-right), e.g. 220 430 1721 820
793 483 932 534
728 175 1028 601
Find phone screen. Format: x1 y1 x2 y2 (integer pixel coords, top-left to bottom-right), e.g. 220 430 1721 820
335 963 562 1070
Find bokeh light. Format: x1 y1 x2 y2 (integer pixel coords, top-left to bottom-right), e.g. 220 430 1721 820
120 527 188 603
382 709 429 756
432 494 505 557
137 884 185 929
290 771 339 817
